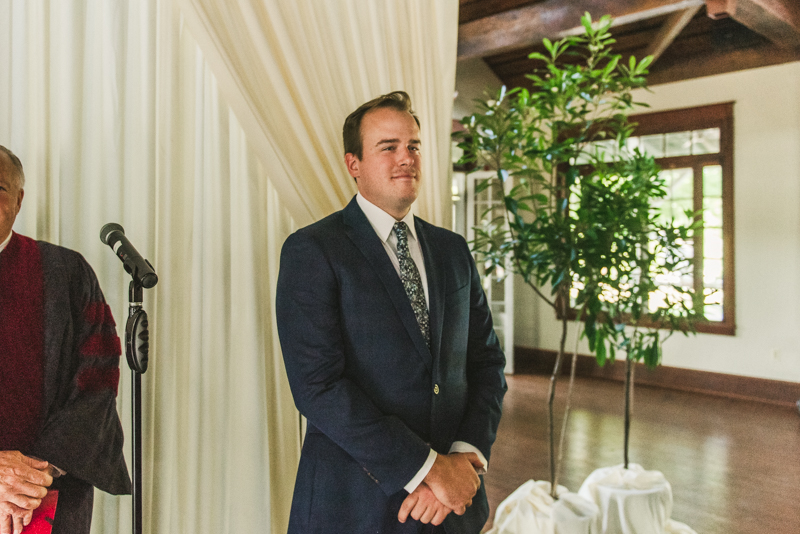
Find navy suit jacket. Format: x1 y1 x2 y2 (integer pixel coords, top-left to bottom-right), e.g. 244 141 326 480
276 196 507 533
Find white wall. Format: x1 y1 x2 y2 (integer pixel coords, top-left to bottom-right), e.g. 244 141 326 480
453 57 502 119
515 61 800 382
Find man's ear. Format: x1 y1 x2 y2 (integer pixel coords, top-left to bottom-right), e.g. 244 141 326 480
345 153 360 180
15 188 23 213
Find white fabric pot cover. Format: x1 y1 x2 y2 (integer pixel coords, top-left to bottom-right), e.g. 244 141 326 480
486 480 599 534
578 464 673 534
665 520 698 534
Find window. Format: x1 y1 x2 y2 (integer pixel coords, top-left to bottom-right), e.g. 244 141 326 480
628 103 735 335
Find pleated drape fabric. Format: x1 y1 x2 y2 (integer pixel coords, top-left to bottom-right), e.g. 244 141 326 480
0 1 458 533
179 0 459 227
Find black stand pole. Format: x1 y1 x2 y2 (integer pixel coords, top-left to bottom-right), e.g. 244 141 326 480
125 281 150 534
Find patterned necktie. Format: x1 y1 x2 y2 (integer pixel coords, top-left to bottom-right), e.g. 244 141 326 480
393 222 430 347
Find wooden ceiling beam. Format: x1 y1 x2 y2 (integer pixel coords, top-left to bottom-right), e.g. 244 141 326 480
496 41 800 88
706 0 800 47
457 0 706 59
645 5 703 62
647 42 800 84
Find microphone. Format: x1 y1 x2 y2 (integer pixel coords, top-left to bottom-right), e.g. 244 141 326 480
100 223 158 289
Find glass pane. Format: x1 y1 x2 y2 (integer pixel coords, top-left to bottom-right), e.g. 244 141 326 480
670 199 694 226
692 128 720 155
648 288 667 312
662 168 693 200
592 139 617 162
703 197 723 227
474 180 489 202
703 165 723 197
704 228 724 260
491 278 505 299
704 258 723 288
479 205 501 226
704 303 723 322
492 183 504 202
474 204 484 226
626 136 641 153
640 134 664 158
573 143 594 165
651 198 669 224
681 239 695 260
665 131 692 157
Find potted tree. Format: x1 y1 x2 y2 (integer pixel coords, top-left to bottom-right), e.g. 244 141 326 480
455 13 702 534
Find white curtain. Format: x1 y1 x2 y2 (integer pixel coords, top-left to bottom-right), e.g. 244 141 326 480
179 0 459 227
1 1 300 532
0 0 458 532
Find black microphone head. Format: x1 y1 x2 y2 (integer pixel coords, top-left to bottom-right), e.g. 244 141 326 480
140 272 159 289
100 223 125 245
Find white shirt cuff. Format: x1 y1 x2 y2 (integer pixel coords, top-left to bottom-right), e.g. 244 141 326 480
449 441 488 474
404 449 437 493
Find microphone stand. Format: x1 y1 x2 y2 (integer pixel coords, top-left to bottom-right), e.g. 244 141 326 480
125 280 151 534
100 222 156 534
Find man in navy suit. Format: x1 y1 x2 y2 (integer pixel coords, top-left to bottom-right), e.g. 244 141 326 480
276 91 507 533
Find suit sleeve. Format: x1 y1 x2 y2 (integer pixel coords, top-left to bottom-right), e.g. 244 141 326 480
452 237 507 462
276 231 431 497
30 254 131 496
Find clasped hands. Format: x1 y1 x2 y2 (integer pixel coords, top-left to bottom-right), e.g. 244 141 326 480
0 451 54 534
398 452 483 527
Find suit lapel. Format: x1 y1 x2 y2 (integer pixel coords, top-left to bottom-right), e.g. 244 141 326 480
342 198 433 372
416 218 444 361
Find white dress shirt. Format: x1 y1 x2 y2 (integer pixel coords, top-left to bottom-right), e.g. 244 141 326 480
356 194 488 494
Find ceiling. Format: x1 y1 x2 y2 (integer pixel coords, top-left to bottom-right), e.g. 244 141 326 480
457 0 800 88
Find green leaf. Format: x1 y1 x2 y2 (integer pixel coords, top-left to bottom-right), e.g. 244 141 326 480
474 178 492 194
504 196 519 216
596 337 607 366
644 341 660 368
566 166 580 187
581 12 593 34
603 55 620 76
636 55 654 74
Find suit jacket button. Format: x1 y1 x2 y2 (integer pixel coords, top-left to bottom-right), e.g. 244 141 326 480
434 384 440 394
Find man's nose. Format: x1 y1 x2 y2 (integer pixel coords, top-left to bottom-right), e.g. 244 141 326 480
397 148 414 166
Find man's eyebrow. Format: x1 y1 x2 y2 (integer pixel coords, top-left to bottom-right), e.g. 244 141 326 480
375 138 399 147
375 138 421 147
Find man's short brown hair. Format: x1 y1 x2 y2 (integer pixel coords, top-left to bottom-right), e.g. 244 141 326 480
0 145 25 188
343 91 420 160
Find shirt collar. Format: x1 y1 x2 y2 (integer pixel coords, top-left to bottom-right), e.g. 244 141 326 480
356 193 418 243
0 231 12 253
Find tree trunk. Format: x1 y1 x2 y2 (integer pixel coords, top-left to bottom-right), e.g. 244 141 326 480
547 296 569 498
553 322 582 494
624 355 635 469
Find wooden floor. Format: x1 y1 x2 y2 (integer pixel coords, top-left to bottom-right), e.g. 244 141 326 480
482 374 800 533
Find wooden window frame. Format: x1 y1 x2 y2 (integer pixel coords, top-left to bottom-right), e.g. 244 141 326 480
618 103 736 335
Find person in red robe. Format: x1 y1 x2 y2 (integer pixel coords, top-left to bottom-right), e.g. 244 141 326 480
0 145 130 534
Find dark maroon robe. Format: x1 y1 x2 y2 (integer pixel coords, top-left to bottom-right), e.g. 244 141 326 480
0 233 131 534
